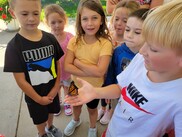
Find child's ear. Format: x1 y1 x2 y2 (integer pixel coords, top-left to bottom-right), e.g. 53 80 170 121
8 8 16 19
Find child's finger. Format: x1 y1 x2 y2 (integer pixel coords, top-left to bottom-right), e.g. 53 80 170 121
48 96 54 102
64 96 80 105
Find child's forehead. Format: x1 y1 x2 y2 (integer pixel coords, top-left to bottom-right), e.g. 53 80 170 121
14 0 41 5
126 17 143 30
127 17 142 24
114 8 129 20
48 12 66 21
13 0 41 9
81 7 100 16
115 7 129 14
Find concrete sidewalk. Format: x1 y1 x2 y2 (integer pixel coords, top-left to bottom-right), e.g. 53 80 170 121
0 20 107 137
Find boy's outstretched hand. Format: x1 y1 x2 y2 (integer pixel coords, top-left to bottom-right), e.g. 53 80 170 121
64 78 97 106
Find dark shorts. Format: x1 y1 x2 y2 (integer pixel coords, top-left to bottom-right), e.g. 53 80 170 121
26 94 60 125
86 99 99 109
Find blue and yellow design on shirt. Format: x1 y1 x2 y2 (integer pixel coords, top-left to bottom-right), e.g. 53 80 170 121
23 45 57 86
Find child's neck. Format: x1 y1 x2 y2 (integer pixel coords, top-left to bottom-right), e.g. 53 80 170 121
128 46 140 54
83 35 97 44
19 28 42 41
112 32 124 48
55 31 66 43
112 32 124 42
147 70 182 83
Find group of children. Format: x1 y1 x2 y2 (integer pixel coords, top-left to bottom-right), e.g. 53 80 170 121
3 0 181 137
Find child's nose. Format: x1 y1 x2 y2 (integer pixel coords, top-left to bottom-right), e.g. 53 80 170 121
128 31 134 38
139 43 147 55
88 19 92 25
55 23 59 27
28 15 35 21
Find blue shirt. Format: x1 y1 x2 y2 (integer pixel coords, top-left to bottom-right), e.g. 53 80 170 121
103 43 136 86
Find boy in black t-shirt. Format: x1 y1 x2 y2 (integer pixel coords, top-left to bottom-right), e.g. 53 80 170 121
3 0 63 137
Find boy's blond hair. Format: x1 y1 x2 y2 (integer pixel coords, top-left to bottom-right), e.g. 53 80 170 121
142 0 182 54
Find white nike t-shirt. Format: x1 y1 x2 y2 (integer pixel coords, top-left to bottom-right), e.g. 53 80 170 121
106 53 182 137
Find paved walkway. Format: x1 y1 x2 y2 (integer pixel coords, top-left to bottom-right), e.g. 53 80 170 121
0 19 107 137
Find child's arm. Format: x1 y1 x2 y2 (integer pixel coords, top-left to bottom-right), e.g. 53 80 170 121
150 0 163 9
13 73 54 105
64 78 121 106
64 50 91 77
48 60 61 98
74 55 111 77
106 0 120 15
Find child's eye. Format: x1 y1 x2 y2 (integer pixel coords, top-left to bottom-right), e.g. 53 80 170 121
93 16 98 20
125 28 130 32
148 44 158 52
22 13 28 16
34 13 39 16
82 18 87 21
150 47 158 52
50 21 56 25
59 20 63 23
115 18 119 21
135 32 141 35
123 19 127 23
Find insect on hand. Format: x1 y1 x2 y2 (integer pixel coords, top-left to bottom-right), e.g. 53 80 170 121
68 81 78 96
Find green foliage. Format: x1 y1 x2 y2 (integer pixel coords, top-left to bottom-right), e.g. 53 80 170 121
0 0 13 24
41 0 106 18
40 9 45 21
1 0 107 23
59 0 80 18
41 0 79 18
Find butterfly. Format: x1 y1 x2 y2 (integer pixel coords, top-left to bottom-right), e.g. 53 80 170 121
68 81 78 96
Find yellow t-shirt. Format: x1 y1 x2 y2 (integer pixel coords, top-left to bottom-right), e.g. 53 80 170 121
67 36 113 88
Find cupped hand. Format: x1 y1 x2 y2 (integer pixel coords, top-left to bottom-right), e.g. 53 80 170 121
64 78 96 106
